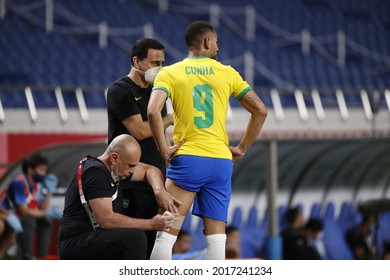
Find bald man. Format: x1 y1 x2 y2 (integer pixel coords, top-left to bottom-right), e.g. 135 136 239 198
58 134 181 260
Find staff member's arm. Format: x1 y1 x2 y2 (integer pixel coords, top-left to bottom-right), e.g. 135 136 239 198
132 163 182 214
88 162 177 230
89 197 172 231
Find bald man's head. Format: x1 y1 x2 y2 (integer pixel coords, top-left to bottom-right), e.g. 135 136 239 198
103 134 141 180
108 134 141 158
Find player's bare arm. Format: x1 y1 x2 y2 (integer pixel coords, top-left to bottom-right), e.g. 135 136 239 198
229 90 268 162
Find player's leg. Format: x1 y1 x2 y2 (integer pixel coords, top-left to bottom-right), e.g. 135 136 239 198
203 218 227 259
150 178 196 260
195 157 232 260
165 178 195 227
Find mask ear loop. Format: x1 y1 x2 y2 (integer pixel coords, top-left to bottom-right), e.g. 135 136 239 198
110 156 121 187
116 157 120 179
111 157 120 201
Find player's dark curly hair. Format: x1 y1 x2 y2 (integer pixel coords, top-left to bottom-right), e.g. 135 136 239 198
130 38 164 64
185 21 215 50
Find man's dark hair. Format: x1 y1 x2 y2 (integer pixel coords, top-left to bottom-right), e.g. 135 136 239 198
284 207 302 225
304 218 324 232
22 153 48 173
130 38 164 64
185 21 215 50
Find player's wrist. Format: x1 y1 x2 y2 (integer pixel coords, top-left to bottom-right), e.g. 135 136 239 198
161 149 170 161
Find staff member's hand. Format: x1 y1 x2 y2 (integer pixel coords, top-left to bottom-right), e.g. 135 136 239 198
155 189 182 214
150 214 173 231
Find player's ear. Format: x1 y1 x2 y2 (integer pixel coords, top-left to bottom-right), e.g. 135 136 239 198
203 36 210 50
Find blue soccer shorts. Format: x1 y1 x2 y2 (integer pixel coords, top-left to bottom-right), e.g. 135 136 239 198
166 155 233 222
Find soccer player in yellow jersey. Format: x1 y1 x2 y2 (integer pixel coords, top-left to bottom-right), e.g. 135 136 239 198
148 21 268 260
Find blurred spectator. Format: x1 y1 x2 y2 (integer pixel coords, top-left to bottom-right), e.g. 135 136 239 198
345 213 378 260
0 206 17 259
280 206 305 259
172 230 192 255
225 225 241 259
282 206 305 232
303 219 326 259
281 206 324 260
1 153 57 259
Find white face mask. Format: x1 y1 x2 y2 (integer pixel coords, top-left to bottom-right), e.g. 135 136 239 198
110 171 119 184
145 66 162 85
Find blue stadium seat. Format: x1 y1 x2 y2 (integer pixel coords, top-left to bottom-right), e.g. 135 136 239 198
180 212 192 233
322 220 354 260
323 201 335 222
245 206 259 228
190 217 206 251
0 90 27 108
240 206 267 259
337 201 355 232
278 204 288 229
240 225 267 259
309 202 321 219
230 207 243 228
376 211 390 257
1 0 389 110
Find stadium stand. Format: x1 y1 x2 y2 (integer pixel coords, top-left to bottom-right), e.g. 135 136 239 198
0 0 389 110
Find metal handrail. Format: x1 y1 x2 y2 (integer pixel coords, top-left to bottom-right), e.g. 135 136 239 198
0 85 389 125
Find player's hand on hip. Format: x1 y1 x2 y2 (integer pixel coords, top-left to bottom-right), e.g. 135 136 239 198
229 145 246 163
164 140 185 162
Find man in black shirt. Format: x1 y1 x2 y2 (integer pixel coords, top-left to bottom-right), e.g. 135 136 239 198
106 38 177 257
282 217 324 260
345 213 377 260
58 134 179 260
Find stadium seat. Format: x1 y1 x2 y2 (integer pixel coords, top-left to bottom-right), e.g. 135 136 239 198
180 212 192 234
1 0 388 109
322 220 354 260
309 202 321 219
337 201 356 232
190 217 206 251
240 205 268 259
245 206 259 228
376 211 390 257
323 201 335 222
230 206 243 228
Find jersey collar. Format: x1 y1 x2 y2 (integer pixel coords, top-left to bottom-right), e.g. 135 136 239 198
185 55 208 60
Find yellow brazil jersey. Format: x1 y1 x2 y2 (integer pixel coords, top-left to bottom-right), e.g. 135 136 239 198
153 56 251 159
